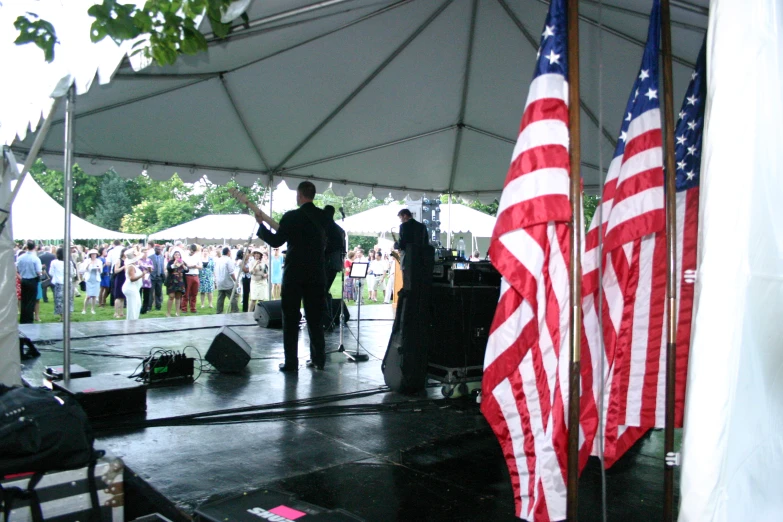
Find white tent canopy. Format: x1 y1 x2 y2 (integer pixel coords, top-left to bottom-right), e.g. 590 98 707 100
11 173 143 241
3 0 708 200
148 214 260 242
341 202 495 237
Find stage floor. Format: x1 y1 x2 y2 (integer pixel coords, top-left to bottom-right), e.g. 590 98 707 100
19 306 679 522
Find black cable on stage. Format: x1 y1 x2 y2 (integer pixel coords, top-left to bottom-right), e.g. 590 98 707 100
108 386 393 427
341 323 384 360
36 347 147 360
344 318 394 322
93 396 462 432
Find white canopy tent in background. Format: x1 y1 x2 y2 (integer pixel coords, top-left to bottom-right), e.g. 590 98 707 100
148 214 260 243
12 172 143 241
340 202 496 254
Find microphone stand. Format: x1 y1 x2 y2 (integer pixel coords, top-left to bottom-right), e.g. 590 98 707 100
339 206 368 363
337 206 346 353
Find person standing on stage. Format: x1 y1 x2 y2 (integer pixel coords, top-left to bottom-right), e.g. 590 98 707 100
394 208 429 252
254 181 330 372
16 240 42 324
322 205 346 326
322 205 346 293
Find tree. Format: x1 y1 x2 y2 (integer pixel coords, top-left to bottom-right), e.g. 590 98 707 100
349 236 378 254
155 199 198 230
314 188 386 218
126 173 191 206
120 200 160 235
583 194 600 231
199 179 267 216
439 194 498 216
14 0 243 67
30 160 103 221
94 172 132 231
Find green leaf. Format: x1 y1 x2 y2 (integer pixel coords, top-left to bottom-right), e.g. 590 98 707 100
90 21 107 42
14 14 58 63
210 18 231 38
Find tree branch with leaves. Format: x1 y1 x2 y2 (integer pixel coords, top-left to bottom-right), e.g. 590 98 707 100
14 0 247 67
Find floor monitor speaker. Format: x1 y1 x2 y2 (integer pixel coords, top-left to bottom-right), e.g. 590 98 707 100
254 300 283 328
205 327 252 373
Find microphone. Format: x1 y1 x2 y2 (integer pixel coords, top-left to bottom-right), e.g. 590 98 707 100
339 206 346 219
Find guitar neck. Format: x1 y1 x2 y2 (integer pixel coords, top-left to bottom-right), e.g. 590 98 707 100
246 201 280 231
228 188 280 231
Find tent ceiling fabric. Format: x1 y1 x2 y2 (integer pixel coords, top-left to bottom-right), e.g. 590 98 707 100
9 0 708 198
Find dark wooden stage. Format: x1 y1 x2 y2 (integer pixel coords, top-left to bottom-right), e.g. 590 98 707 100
19 306 679 521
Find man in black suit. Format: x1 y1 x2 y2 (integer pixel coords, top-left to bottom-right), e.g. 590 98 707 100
255 181 330 372
37 245 55 303
394 209 429 252
322 205 346 328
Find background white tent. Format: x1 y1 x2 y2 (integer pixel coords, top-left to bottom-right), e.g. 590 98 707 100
3 0 708 199
341 202 495 236
148 214 260 242
341 202 495 254
12 172 143 241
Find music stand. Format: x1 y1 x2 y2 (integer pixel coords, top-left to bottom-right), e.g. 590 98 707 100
345 262 370 362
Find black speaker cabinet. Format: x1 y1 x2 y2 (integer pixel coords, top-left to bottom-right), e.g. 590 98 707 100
429 284 500 368
205 327 252 373
254 300 283 328
323 296 350 328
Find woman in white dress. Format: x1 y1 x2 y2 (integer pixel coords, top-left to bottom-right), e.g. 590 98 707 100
248 248 268 312
122 249 145 320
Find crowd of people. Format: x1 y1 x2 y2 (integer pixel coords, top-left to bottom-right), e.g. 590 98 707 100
342 246 396 304
14 239 285 323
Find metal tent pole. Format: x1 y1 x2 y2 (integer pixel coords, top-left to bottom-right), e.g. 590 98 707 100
566 0 583 519
267 177 274 301
447 193 453 248
660 0 680 520
62 86 75 381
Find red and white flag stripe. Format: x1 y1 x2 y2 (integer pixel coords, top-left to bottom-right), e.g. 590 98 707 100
482 57 598 520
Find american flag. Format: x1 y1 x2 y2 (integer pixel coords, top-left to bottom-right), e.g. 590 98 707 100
481 0 597 519
670 41 706 427
582 0 666 466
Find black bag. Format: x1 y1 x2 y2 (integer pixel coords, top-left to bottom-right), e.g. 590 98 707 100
382 243 434 394
0 386 96 476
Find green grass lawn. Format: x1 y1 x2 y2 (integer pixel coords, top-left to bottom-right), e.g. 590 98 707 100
29 278 385 324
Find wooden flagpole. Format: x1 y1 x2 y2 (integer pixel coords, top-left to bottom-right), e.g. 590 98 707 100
660 0 679 520
566 0 582 519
